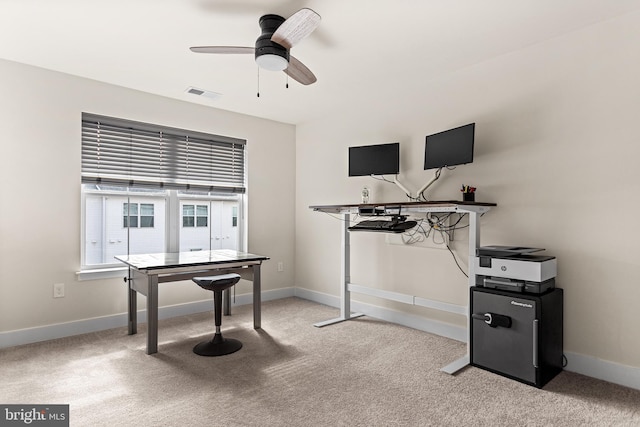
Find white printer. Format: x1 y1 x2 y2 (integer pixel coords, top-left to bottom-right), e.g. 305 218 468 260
474 245 557 294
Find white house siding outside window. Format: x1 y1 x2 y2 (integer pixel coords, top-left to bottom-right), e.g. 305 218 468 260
80 113 246 271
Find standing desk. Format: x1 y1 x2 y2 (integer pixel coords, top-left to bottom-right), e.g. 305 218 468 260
115 249 269 354
310 201 495 373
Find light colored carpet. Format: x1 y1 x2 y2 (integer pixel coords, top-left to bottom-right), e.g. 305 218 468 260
1 297 639 426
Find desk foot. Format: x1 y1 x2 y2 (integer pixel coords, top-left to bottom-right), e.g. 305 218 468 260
440 355 470 374
313 313 365 328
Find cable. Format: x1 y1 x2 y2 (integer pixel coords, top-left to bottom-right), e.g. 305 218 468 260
370 174 421 201
401 218 427 244
321 211 356 225
419 212 469 278
446 242 468 278
322 209 469 278
369 174 395 184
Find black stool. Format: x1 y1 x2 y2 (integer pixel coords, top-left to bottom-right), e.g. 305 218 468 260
192 273 242 356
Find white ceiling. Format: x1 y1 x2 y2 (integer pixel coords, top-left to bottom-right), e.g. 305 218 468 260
2 0 640 125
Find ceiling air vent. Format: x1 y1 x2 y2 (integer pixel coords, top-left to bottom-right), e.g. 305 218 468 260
185 86 222 101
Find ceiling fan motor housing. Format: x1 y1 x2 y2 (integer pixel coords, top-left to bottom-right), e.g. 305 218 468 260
255 14 289 62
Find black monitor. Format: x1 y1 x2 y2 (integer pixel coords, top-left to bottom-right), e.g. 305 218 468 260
349 142 400 176
424 123 475 170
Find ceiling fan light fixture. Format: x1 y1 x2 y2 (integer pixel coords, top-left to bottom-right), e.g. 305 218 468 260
189 8 320 85
255 53 288 71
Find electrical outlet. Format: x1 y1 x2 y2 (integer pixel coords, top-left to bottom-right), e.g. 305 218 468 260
277 262 284 272
53 283 65 298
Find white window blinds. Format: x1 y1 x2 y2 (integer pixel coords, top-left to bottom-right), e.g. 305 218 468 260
81 113 246 193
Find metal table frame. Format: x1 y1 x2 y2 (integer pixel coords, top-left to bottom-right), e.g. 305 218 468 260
116 250 269 354
310 201 495 374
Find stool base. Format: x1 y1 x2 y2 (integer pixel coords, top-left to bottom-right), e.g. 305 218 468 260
193 333 242 357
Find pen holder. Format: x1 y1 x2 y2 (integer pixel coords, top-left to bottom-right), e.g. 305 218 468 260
463 192 475 202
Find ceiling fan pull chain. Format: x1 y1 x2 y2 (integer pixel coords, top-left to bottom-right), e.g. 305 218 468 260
286 73 289 89
257 67 260 97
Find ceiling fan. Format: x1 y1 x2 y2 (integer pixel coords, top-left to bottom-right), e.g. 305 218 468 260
190 8 321 86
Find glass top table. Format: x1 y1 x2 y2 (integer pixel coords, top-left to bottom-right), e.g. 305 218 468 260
116 249 269 354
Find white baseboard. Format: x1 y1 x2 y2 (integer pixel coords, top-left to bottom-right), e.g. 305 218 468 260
294 287 466 342
0 287 295 349
562 352 640 391
294 287 640 391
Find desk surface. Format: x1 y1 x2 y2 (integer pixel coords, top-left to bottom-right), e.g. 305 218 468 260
115 249 269 271
310 200 496 213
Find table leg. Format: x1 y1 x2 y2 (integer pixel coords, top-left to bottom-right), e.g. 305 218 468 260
128 272 137 335
146 275 159 355
253 264 261 329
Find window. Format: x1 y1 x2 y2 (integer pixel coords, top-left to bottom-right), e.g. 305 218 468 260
196 205 208 227
80 114 246 271
178 198 239 252
182 205 195 227
124 203 155 228
84 186 167 266
182 204 208 227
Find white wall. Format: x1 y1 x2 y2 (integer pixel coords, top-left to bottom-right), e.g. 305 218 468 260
0 58 295 333
295 10 640 373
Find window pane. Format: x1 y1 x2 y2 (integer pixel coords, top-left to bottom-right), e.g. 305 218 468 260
123 203 138 215
140 216 154 228
196 205 208 216
140 203 154 216
196 217 208 227
123 216 139 228
183 216 194 227
183 205 194 216
82 185 168 269
232 206 238 227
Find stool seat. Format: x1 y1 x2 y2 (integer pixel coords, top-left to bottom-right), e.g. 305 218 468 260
192 273 242 357
193 273 241 291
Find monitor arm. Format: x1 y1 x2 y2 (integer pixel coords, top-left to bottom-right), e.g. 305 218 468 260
417 167 443 201
393 176 414 201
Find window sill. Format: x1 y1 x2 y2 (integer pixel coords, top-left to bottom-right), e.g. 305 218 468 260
76 267 128 282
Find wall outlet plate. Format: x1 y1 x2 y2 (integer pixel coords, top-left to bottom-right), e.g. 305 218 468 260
53 283 65 298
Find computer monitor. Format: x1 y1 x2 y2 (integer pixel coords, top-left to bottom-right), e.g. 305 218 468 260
424 123 475 170
349 142 400 176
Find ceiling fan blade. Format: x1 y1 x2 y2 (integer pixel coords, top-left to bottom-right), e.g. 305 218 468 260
271 8 321 49
285 55 317 85
190 46 255 54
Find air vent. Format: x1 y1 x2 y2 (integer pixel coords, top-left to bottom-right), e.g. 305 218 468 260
185 86 222 101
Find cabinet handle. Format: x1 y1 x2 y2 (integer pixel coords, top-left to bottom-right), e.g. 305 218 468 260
533 319 539 368
472 312 512 328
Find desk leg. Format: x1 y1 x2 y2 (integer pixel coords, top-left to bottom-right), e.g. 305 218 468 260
127 272 137 335
146 275 159 355
315 212 364 327
440 210 480 374
253 264 261 329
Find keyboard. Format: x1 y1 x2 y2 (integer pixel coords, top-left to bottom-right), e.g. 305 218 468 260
348 219 417 233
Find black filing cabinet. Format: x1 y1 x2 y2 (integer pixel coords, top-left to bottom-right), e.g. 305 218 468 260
470 287 563 388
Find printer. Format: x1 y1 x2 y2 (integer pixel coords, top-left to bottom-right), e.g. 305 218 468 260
474 245 556 294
